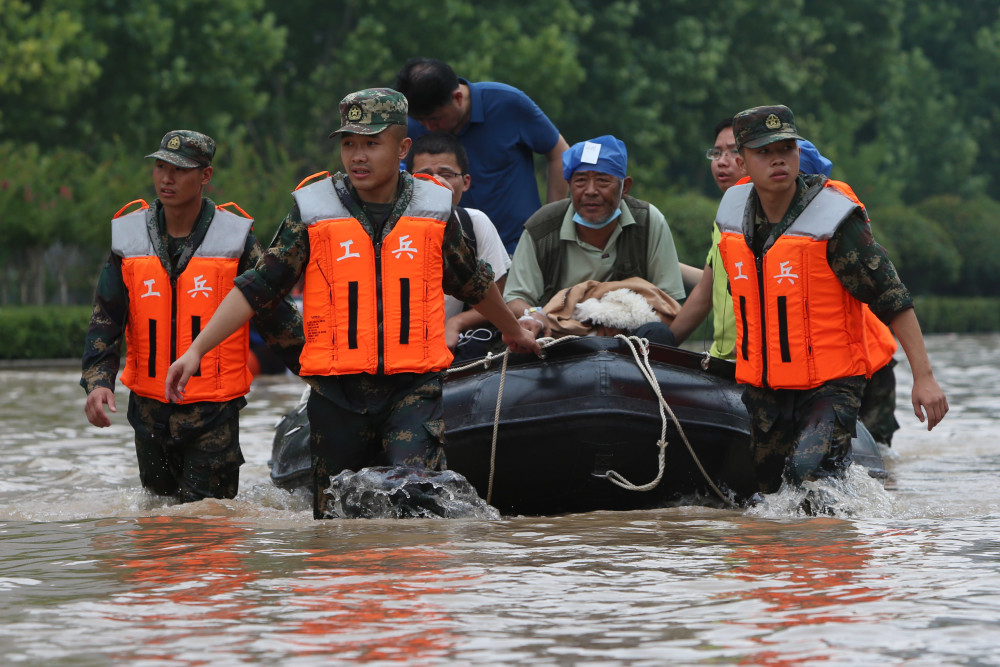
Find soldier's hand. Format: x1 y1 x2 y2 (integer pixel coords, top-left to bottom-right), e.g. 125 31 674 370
504 326 542 356
912 375 949 430
165 350 201 403
85 387 116 428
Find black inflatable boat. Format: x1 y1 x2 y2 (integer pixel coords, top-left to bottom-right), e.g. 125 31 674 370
269 337 886 515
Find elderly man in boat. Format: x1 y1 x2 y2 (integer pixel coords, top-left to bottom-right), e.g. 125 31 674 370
504 135 688 343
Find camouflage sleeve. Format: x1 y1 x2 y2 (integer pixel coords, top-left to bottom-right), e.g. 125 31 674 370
80 252 128 394
235 206 309 312
828 212 913 325
241 232 304 375
440 210 494 305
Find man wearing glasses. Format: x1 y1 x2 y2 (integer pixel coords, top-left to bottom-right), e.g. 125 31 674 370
406 132 512 362
669 118 745 359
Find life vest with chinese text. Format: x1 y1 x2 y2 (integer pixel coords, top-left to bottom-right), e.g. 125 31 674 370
294 174 453 375
716 183 873 389
113 200 253 402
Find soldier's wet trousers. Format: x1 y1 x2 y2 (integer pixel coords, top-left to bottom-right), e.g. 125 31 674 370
306 379 446 519
128 394 244 502
859 359 899 446
743 376 865 494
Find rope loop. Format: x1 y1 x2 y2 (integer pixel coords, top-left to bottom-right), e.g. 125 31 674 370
446 334 735 507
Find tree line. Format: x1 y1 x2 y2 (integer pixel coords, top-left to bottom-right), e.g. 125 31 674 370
3 0 1000 305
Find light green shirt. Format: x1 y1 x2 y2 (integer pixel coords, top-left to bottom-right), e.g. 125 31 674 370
504 199 686 305
706 222 736 359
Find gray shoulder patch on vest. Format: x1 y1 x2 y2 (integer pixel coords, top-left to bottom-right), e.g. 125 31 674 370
408 178 454 220
785 187 860 239
111 209 155 258
293 176 348 224
196 207 254 258
716 183 753 234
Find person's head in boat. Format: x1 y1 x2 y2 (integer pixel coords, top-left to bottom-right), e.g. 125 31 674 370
706 118 745 193
407 132 471 207
562 135 633 234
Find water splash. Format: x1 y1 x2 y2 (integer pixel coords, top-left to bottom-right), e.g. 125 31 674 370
321 466 501 520
745 464 904 519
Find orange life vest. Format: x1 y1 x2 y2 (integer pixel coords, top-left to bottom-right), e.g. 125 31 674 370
294 174 454 376
717 183 873 389
821 179 898 371
728 176 897 372
113 200 253 402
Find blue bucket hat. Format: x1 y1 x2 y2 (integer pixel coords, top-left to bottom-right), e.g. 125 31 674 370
798 139 833 177
562 135 628 181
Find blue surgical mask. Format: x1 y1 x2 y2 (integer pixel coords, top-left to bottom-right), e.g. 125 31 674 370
573 207 622 229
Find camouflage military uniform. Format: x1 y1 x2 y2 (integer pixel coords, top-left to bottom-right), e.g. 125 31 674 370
741 173 913 492
860 360 899 446
235 90 494 518
82 195 303 502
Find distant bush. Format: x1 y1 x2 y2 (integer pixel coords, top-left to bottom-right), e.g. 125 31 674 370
915 196 1000 296
872 204 961 295
644 191 719 268
912 297 1000 334
0 306 93 360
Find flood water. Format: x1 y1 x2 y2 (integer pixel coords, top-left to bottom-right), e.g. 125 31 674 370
1 334 998 665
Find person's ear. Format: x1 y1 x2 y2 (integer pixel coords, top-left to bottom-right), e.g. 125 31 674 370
398 136 412 161
201 165 213 185
621 176 633 197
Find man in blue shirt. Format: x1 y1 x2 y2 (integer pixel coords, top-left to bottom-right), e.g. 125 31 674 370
395 58 570 253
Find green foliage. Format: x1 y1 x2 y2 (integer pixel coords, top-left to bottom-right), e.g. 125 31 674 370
262 0 586 165
2 0 1000 318
2 0 285 151
0 306 92 359
912 297 1000 334
915 195 1000 295
869 204 961 295
207 138 306 242
0 0 104 138
645 191 720 267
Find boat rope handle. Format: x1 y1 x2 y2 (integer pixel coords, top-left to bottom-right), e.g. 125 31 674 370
447 335 735 508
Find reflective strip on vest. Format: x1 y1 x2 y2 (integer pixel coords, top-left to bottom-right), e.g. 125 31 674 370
293 176 454 376
716 186 871 389
113 205 253 402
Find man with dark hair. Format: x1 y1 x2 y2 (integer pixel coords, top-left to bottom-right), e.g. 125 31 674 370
717 104 948 495
82 130 302 503
406 132 512 362
165 89 539 519
669 117 745 359
395 58 569 253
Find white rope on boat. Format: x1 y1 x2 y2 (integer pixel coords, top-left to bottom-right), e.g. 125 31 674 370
445 335 733 506
602 334 669 491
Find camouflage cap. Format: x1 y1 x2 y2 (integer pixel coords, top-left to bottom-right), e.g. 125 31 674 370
732 105 804 150
145 130 215 168
329 88 408 137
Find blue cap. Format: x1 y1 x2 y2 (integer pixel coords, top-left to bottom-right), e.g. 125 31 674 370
798 139 833 177
562 135 628 181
